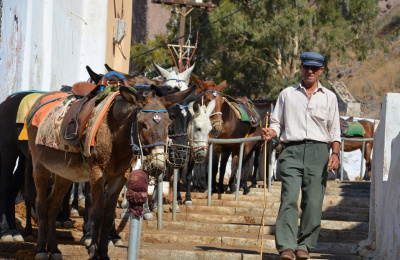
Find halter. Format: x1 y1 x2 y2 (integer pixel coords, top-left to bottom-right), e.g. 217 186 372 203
166 78 186 88
188 118 209 163
129 108 168 172
166 103 190 168
201 90 223 137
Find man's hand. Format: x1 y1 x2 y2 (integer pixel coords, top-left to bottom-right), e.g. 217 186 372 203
328 154 340 171
261 128 277 141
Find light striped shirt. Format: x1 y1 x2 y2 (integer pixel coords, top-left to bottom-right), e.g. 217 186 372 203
270 81 341 144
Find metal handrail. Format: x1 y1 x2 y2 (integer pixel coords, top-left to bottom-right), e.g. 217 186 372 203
340 137 374 181
206 136 272 205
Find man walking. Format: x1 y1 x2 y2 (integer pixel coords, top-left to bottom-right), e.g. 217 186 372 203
261 52 341 260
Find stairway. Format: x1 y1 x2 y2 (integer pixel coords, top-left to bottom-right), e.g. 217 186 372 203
122 180 370 259
13 180 370 259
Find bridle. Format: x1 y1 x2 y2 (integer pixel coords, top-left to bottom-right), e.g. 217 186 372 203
202 90 223 137
166 104 191 168
187 114 209 163
130 108 168 173
166 78 186 89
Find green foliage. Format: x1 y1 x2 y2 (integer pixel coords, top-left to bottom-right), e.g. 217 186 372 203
130 35 173 77
130 0 381 99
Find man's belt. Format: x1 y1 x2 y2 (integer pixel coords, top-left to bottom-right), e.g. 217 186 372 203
285 140 327 146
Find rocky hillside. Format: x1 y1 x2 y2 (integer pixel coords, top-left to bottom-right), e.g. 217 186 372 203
327 1 400 119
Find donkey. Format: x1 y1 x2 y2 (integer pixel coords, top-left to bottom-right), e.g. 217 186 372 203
27 82 198 260
153 62 195 91
0 90 76 242
0 92 33 242
146 99 216 215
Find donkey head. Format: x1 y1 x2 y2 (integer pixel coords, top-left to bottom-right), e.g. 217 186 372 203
167 92 203 168
153 62 195 91
120 85 198 177
191 75 226 138
188 99 216 163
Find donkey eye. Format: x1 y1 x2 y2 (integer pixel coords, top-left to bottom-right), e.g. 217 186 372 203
207 99 212 103
140 122 147 130
196 127 201 132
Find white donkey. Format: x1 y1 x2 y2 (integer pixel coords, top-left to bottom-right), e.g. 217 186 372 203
152 62 195 91
182 99 216 206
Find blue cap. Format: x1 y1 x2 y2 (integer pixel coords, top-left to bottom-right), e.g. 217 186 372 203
300 52 324 67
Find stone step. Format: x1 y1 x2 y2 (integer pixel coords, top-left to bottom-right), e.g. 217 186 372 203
247 189 370 198
138 244 361 260
139 229 359 255
249 185 371 194
180 193 371 208
113 209 369 231
138 204 368 222
253 180 370 189
137 220 368 243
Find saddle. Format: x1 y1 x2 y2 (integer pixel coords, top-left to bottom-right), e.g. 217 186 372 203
340 117 354 135
224 95 261 127
340 117 365 137
60 78 107 146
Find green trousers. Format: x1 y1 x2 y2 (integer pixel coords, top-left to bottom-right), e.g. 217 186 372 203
275 142 329 254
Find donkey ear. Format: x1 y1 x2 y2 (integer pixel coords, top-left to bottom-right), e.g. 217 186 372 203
120 86 145 106
105 64 114 72
151 85 179 97
188 102 195 116
180 63 195 81
217 80 227 92
206 99 216 116
160 84 198 109
86 66 102 84
152 61 172 78
180 93 203 106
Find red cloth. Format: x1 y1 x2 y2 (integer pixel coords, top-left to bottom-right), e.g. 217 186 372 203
126 170 148 218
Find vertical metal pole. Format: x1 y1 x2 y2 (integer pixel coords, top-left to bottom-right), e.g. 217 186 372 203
127 214 142 260
157 178 163 230
178 6 186 72
267 141 272 193
360 140 366 181
235 142 245 200
340 140 344 182
207 143 213 206
172 168 178 220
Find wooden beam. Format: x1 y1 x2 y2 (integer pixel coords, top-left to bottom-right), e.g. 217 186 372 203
151 0 217 9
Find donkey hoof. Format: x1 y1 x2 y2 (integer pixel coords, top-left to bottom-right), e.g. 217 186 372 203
35 252 48 260
49 253 62 260
63 220 73 228
81 237 92 247
108 240 114 247
143 212 154 221
12 232 24 242
243 189 250 195
169 205 180 213
70 208 79 217
55 221 62 228
1 232 13 242
185 200 192 206
112 238 123 246
25 235 35 242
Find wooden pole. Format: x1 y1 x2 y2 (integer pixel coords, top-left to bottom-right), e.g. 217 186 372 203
260 112 270 259
178 6 186 72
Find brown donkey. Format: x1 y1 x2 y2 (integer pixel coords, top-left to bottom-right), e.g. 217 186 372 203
27 84 198 260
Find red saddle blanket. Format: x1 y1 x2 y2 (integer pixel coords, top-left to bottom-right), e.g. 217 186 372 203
35 92 120 156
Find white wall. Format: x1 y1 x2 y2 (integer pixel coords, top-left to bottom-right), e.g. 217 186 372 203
358 93 400 259
0 0 108 102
